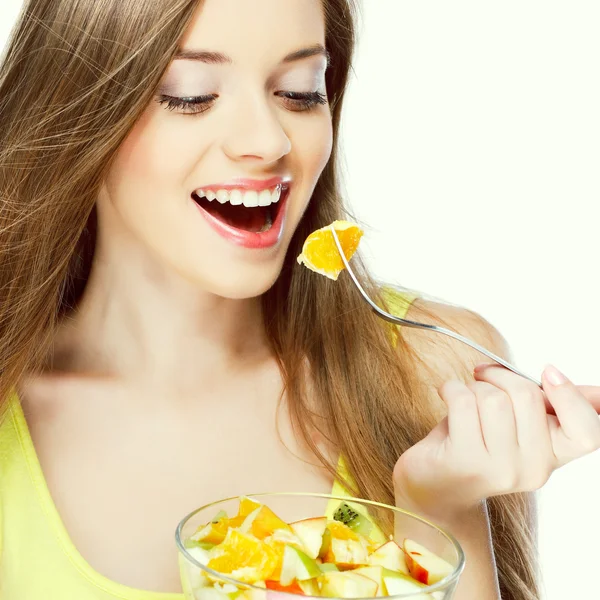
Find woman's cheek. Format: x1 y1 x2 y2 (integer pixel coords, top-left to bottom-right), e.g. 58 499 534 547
298 113 333 183
112 111 199 185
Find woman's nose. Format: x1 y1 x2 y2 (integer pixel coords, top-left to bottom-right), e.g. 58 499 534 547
221 94 292 164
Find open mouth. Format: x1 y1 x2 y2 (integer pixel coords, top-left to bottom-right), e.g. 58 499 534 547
192 184 288 234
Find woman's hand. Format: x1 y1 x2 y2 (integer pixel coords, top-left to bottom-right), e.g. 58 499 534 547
392 364 600 522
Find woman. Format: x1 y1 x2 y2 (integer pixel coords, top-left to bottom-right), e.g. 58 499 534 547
0 0 598 598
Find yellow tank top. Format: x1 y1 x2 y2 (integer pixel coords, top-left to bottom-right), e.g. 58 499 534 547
0 290 415 600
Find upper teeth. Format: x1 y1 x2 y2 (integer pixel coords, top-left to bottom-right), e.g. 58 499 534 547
195 185 282 208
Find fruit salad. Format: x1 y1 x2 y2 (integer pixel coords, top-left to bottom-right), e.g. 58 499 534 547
183 497 454 599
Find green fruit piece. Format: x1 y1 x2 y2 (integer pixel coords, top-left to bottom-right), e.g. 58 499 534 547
319 571 379 598
333 502 360 524
382 568 432 597
332 502 388 544
280 545 322 586
319 563 339 573
353 566 385 597
366 522 387 546
333 503 372 537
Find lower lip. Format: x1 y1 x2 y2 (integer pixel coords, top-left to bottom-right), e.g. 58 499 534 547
193 187 289 250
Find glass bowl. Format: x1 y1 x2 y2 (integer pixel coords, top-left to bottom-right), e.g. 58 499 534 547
176 493 465 600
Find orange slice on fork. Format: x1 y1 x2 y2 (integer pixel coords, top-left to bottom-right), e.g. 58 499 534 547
297 220 363 280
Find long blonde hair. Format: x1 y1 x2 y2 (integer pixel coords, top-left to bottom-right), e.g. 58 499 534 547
0 1 538 597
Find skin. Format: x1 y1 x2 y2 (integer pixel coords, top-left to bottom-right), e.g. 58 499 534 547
18 0 600 597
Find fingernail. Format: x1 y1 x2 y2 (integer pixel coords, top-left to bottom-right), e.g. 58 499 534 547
544 364 569 386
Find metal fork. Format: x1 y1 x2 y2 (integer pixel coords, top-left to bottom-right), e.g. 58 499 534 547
330 227 542 388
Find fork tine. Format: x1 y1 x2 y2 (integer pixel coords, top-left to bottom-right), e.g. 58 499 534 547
329 226 381 313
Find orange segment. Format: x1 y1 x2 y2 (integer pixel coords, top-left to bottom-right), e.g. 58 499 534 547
249 506 292 540
207 529 279 583
229 515 246 528
327 521 360 541
264 530 305 581
192 515 246 545
238 497 263 518
192 519 231 545
297 220 363 280
264 539 285 581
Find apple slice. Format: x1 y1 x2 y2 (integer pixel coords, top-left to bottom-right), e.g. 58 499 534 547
280 546 322 586
290 517 328 559
353 566 386 597
268 528 305 548
181 546 211 591
318 528 331 559
382 568 433 598
298 579 320 596
319 571 379 598
319 563 339 574
323 538 368 569
368 540 409 575
403 539 454 585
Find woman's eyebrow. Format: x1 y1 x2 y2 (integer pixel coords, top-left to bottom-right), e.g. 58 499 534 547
174 44 330 66
282 44 330 66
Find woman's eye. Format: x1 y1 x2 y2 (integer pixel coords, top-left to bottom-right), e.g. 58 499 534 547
276 91 328 112
156 94 217 115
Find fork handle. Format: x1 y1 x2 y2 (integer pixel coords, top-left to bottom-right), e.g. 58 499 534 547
375 309 543 388
327 225 542 388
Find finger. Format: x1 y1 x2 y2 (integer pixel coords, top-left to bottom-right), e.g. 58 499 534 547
474 364 553 458
576 385 600 414
474 362 556 415
426 416 450 445
438 380 485 454
542 365 600 451
474 367 600 415
545 414 568 465
467 381 517 455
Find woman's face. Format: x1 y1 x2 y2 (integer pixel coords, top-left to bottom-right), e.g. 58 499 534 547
100 0 332 299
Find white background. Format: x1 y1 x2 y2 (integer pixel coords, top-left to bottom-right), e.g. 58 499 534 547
2 1 599 598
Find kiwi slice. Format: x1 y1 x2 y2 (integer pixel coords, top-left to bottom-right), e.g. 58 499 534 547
332 502 373 538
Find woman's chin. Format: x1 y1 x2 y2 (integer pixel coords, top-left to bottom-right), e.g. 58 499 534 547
192 266 283 301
